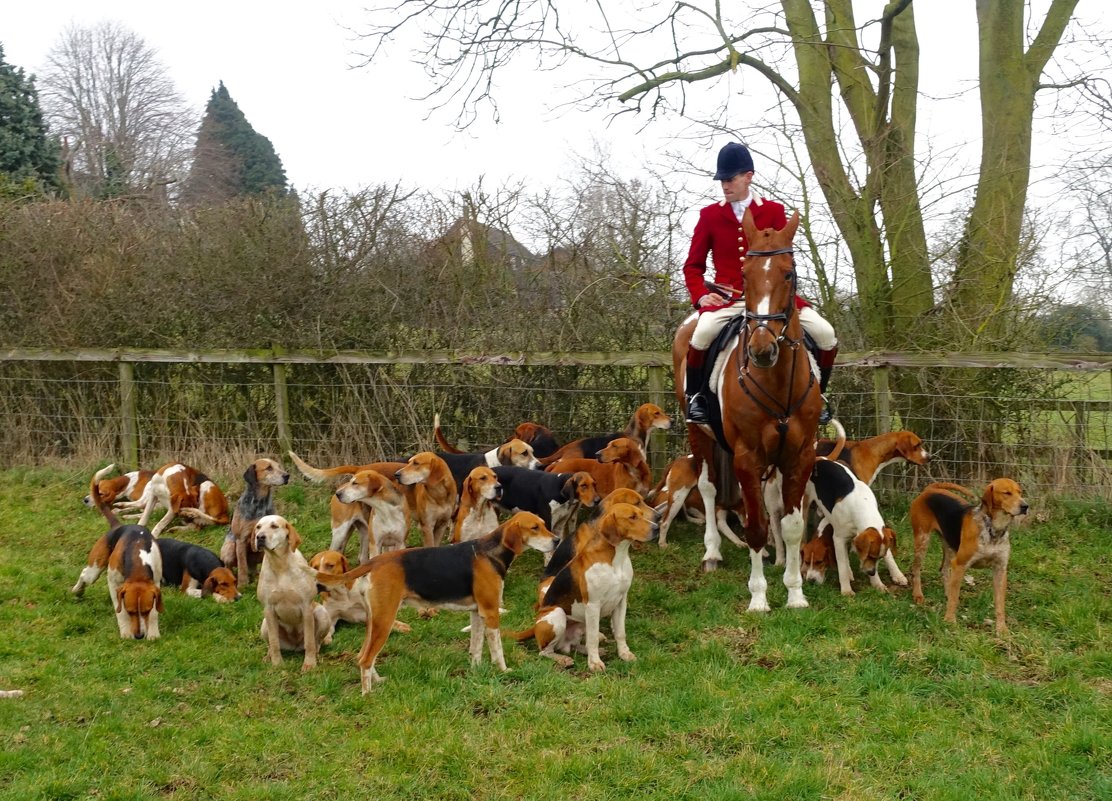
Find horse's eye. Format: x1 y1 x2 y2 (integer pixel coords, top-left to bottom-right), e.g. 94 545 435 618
785 272 794 281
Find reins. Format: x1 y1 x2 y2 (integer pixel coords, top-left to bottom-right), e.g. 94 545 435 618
733 245 816 469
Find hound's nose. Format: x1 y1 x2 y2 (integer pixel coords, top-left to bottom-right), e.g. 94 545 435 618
135 632 145 640
1019 502 1030 515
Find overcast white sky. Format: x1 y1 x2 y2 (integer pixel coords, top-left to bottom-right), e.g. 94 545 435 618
3 0 1102 274
3 1 994 194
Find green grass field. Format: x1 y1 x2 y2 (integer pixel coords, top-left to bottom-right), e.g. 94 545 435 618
0 467 1108 801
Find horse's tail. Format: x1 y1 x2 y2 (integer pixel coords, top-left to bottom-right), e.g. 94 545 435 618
823 419 847 462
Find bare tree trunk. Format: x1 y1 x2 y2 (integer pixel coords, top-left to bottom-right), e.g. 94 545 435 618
950 0 1080 343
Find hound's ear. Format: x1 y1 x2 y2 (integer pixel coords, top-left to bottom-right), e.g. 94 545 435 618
309 552 323 570
600 512 624 546
243 464 258 487
982 483 996 515
202 576 215 597
155 588 165 613
854 529 881 559
287 524 302 553
115 587 126 613
340 554 350 573
883 527 898 554
561 477 576 501
461 475 475 499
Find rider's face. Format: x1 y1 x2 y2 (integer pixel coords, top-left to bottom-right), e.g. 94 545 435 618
721 171 753 203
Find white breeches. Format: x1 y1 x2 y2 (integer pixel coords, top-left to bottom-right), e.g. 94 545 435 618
691 304 837 352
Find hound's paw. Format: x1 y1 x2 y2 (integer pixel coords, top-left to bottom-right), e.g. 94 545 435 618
841 589 856 597
893 575 909 587
588 659 606 672
618 649 637 663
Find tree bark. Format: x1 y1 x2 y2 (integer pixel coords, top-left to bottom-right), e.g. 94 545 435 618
950 0 1080 343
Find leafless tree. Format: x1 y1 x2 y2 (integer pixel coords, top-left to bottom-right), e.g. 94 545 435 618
38 21 195 200
352 0 1099 351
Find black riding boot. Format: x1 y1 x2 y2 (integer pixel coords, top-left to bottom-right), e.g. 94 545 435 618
684 348 711 424
817 345 838 425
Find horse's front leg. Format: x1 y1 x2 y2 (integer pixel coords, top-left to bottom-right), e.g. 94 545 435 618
695 460 722 571
762 472 786 565
779 462 811 609
733 453 770 613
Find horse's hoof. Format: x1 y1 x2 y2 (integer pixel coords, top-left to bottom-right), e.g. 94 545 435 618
702 559 721 573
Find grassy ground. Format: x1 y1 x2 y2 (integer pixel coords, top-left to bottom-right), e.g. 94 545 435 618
0 466 1108 801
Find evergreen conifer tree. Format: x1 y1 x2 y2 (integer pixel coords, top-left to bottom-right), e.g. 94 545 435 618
0 44 62 197
183 82 287 204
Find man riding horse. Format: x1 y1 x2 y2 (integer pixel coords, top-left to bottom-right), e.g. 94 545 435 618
681 142 837 425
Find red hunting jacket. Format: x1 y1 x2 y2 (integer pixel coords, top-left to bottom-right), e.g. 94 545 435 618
682 196 809 310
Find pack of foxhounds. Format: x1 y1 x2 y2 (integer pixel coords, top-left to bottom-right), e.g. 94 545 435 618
62 401 1030 696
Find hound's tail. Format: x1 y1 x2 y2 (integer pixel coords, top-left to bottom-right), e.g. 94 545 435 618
288 451 361 483
89 464 121 528
309 562 376 585
925 482 979 501
433 414 465 454
823 419 847 462
507 624 537 642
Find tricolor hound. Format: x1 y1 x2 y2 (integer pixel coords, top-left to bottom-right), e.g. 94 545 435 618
314 512 558 693
909 479 1028 633
511 502 658 671
536 403 671 466
453 466 503 542
72 465 164 640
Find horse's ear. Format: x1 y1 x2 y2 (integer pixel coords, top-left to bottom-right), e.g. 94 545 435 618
783 210 800 241
741 206 759 243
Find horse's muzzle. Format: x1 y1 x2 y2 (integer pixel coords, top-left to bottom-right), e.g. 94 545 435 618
748 341 779 368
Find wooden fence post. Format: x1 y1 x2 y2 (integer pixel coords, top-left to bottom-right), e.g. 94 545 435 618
273 362 292 456
118 361 139 467
873 366 892 435
872 366 892 491
647 365 670 475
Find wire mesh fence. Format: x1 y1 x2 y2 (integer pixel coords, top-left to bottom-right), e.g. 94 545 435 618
1 350 1109 501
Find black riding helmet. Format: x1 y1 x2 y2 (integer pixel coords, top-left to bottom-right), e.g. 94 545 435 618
713 142 755 181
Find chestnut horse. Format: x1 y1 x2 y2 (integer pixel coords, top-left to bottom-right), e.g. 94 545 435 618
672 209 821 611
